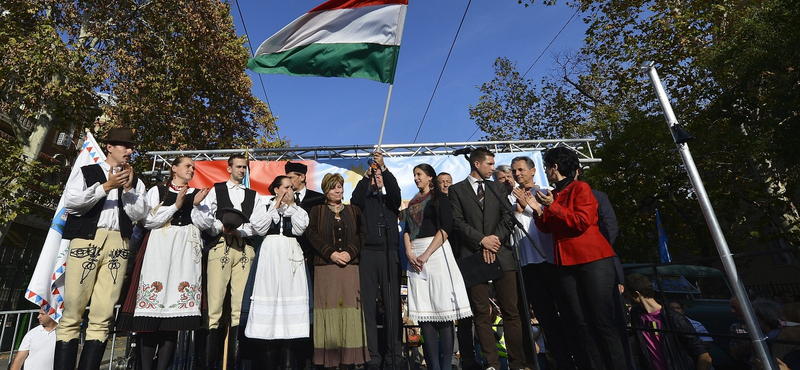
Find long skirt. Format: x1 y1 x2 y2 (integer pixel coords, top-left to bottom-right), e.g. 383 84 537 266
245 235 309 339
118 224 203 331
313 264 370 367
407 237 472 322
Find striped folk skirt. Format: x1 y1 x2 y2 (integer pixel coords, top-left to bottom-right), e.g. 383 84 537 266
313 264 370 367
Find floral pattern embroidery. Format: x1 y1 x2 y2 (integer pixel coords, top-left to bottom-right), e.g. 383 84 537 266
137 281 165 309
169 279 201 309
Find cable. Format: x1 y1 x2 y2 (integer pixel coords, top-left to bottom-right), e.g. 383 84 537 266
412 0 473 143
522 7 580 78
233 0 275 129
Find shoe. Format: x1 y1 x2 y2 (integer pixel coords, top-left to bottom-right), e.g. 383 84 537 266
228 326 242 370
205 328 219 370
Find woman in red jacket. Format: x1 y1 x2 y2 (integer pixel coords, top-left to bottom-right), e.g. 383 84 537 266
531 147 628 370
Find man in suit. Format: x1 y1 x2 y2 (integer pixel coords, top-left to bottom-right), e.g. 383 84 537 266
285 161 325 370
449 148 526 370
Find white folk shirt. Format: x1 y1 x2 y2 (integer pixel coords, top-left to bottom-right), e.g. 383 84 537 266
63 162 148 230
18 325 57 370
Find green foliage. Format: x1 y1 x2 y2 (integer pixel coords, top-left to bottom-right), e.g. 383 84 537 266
0 136 61 224
0 0 282 217
473 0 800 261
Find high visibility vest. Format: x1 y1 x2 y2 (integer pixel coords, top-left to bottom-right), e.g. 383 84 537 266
493 316 507 358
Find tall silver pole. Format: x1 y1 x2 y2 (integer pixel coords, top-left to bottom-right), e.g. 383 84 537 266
376 83 394 152
640 61 776 370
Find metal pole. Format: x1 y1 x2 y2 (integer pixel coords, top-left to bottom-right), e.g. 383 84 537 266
376 84 394 152
640 61 777 370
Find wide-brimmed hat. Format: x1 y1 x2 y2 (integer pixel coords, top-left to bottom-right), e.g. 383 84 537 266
219 208 249 230
104 128 138 145
285 161 307 175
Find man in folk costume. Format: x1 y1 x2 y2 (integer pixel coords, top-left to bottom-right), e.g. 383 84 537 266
284 161 325 370
55 127 148 370
194 153 262 370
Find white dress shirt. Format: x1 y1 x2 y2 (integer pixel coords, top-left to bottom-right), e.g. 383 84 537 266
249 198 309 237
191 180 262 237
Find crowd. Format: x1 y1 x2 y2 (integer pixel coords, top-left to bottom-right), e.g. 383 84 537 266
19 127 799 370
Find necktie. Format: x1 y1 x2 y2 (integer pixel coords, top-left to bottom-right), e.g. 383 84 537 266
477 181 485 209
295 192 301 205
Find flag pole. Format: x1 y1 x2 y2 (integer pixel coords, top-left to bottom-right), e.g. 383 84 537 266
376 84 394 152
641 61 776 370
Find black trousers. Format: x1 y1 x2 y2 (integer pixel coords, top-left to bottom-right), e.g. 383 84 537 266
558 257 628 370
521 262 575 370
360 249 403 369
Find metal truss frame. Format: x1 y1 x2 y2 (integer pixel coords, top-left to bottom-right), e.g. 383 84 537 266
144 138 598 175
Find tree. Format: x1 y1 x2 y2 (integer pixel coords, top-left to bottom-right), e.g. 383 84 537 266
0 0 281 227
472 0 800 260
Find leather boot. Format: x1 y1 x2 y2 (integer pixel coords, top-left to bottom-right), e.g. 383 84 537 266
205 328 219 370
252 340 280 370
281 340 296 370
76 340 107 370
227 326 242 370
54 339 80 370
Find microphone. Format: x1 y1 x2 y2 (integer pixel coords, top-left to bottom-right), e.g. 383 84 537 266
453 147 473 156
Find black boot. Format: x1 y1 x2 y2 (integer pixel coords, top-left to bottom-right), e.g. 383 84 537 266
205 328 220 370
281 340 296 370
76 340 107 370
252 340 280 370
227 326 242 370
54 339 80 370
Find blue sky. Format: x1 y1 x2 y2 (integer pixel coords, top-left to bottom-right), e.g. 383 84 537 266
230 1 587 148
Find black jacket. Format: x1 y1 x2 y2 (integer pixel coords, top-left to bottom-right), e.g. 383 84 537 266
350 169 401 250
630 305 709 370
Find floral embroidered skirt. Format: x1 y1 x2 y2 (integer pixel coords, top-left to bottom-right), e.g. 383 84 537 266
117 224 203 332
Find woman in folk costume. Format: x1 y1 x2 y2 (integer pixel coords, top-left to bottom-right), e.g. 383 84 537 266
243 175 310 369
306 173 370 368
405 163 472 370
117 155 210 370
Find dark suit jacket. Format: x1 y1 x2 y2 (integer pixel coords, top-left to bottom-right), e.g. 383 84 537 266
299 189 325 213
592 189 618 246
449 177 514 267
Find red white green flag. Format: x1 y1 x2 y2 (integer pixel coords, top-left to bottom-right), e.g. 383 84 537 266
248 0 408 84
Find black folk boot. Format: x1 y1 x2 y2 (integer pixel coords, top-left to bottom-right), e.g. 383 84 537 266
204 328 220 370
227 326 242 370
54 339 80 370
76 340 107 370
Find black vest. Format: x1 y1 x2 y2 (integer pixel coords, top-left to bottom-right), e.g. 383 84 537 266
208 182 256 237
156 185 196 226
265 202 299 238
62 164 139 240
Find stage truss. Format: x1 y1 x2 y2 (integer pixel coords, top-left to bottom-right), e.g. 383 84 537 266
144 139 598 175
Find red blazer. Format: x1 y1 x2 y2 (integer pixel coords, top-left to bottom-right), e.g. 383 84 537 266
534 180 615 266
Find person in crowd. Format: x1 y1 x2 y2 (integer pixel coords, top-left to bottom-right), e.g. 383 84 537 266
11 309 58 370
242 175 310 370
625 273 712 370
753 299 782 340
668 301 715 345
351 151 404 370
306 173 370 368
57 127 148 370
530 147 627 370
493 165 515 196
449 148 527 370
405 163 473 370
766 303 800 370
285 161 325 370
116 156 209 370
779 291 797 305
730 296 752 367
194 153 262 369
438 172 453 195
509 156 573 370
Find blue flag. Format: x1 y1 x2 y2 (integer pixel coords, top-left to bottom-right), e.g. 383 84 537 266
656 209 672 263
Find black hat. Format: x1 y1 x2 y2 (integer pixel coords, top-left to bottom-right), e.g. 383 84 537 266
219 208 249 230
104 128 138 145
285 161 307 175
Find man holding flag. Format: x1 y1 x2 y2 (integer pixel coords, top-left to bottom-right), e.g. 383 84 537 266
54 127 148 370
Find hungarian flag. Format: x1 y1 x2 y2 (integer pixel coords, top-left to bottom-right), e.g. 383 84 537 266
248 0 408 84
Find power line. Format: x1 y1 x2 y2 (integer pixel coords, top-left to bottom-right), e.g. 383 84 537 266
412 0 473 143
232 0 273 115
522 7 580 78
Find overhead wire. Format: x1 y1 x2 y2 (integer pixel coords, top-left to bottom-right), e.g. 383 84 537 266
232 0 279 138
412 0 473 143
467 6 581 142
